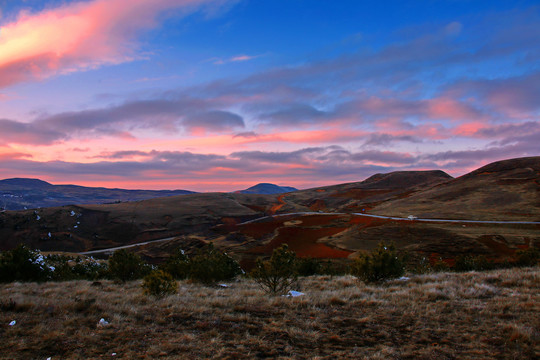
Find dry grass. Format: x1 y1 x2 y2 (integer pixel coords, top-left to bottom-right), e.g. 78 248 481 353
1 268 539 359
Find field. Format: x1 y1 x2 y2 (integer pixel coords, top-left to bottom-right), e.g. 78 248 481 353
1 268 538 359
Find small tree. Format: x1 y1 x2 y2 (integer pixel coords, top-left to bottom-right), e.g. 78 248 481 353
108 249 150 282
161 248 190 279
189 243 242 284
251 244 298 295
350 242 404 283
142 270 178 297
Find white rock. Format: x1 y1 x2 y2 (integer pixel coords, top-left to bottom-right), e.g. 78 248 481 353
9 320 16 326
99 318 109 325
287 290 304 297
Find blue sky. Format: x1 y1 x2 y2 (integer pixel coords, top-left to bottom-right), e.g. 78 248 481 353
0 0 539 190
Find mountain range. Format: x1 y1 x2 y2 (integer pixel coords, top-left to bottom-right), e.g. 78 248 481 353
0 156 538 268
0 179 297 210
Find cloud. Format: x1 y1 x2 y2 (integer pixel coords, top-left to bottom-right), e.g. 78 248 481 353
212 53 262 65
233 131 258 138
0 0 236 88
361 133 423 147
0 118 64 144
183 110 244 132
0 97 247 144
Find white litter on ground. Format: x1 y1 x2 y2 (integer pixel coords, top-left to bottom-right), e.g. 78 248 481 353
112 353 117 356
99 318 109 326
70 211 76 216
397 276 410 281
9 320 16 326
218 284 229 288
285 290 305 297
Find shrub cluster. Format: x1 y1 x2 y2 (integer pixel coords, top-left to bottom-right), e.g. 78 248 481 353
161 243 242 284
350 242 405 283
0 245 108 283
108 249 151 282
142 270 178 297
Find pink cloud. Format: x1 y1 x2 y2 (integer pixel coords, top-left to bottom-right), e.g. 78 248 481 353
0 0 230 87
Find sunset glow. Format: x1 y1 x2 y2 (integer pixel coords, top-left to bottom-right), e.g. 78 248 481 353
0 0 539 191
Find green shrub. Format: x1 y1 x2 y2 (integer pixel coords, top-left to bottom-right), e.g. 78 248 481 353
142 270 178 297
432 259 451 272
296 257 322 276
108 249 150 282
0 245 51 282
161 248 190 279
350 242 405 283
251 244 298 295
188 243 242 284
454 255 494 272
515 247 540 267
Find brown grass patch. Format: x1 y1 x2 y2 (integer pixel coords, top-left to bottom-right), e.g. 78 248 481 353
1 267 539 359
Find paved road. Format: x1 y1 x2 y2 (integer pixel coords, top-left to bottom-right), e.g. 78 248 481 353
79 236 178 255
351 213 540 224
239 212 540 225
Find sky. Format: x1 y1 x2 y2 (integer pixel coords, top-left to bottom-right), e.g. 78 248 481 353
0 0 539 191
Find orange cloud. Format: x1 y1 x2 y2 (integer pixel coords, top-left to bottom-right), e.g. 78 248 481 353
0 0 228 87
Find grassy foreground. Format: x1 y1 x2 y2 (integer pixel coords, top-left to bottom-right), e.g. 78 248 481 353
1 268 538 359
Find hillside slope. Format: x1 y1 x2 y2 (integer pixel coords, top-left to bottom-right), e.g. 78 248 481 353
370 157 540 221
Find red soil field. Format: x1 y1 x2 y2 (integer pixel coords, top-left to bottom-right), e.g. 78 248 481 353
249 226 352 258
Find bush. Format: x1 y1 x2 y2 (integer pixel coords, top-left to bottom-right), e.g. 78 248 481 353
188 243 242 284
296 257 322 276
108 249 150 282
161 248 190 279
251 244 298 295
350 242 404 283
515 247 540 267
0 245 52 282
454 255 494 272
142 270 178 297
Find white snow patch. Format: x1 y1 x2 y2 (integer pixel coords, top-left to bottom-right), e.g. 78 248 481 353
218 284 229 288
285 290 304 297
36 215 41 220
70 211 76 216
397 276 410 281
48 232 51 238
99 318 109 326
9 320 16 326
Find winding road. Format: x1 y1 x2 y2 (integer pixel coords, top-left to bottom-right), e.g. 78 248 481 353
79 212 540 255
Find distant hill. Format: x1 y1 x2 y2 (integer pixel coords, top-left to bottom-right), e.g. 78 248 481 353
237 183 298 194
370 156 540 221
0 178 195 210
273 170 454 213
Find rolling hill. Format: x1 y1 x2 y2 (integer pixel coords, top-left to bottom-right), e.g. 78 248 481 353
0 157 538 267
